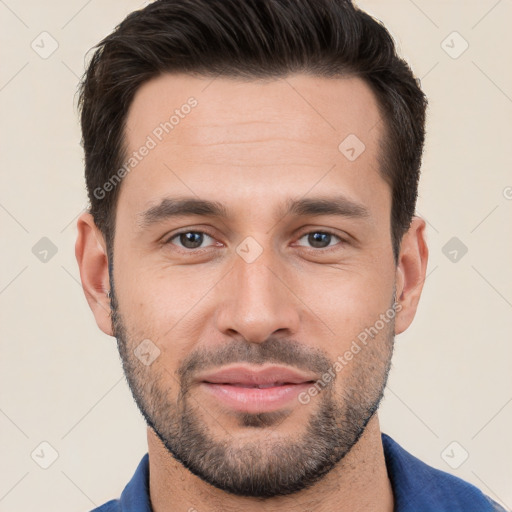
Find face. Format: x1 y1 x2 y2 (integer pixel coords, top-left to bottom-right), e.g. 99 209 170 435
77 73 426 498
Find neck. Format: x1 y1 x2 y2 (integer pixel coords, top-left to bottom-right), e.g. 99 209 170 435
147 414 394 512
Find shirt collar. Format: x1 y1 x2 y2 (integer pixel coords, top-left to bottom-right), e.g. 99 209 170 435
119 452 152 511
117 433 502 512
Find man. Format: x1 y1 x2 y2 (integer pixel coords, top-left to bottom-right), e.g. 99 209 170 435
74 0 507 511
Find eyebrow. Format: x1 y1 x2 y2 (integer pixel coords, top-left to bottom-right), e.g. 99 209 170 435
138 194 370 229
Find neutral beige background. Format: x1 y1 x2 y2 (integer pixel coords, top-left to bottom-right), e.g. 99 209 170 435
0 0 511 510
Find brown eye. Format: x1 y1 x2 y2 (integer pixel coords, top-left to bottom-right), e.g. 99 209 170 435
167 231 215 250
296 231 342 249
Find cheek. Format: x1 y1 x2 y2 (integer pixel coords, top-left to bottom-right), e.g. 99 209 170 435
111 214 202 326
312 267 395 342
114 262 221 346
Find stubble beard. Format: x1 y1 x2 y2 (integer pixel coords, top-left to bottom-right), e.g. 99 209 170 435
109 278 395 498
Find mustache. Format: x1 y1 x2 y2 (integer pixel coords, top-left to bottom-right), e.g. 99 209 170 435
177 336 332 389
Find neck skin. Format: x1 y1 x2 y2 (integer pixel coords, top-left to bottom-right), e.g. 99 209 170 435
147 413 394 512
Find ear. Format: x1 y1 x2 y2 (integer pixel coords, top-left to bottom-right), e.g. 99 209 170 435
394 216 428 335
75 212 113 336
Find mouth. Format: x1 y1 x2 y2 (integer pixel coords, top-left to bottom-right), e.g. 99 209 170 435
197 365 317 413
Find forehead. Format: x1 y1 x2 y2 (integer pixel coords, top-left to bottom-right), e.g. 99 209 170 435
119 72 388 221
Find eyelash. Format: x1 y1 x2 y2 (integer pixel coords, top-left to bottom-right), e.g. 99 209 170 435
163 229 347 254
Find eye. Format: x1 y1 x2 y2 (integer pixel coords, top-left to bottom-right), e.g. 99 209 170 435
164 229 345 253
166 231 217 250
295 231 344 250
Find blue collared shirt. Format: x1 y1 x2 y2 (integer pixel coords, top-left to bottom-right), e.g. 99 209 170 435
91 433 508 511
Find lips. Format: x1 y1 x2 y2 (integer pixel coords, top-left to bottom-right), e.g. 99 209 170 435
198 365 317 387
197 365 317 413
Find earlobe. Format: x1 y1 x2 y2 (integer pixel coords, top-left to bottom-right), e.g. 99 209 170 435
75 212 114 336
394 216 428 335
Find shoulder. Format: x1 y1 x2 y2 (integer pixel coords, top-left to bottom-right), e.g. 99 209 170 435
381 433 508 512
87 453 150 512
89 499 120 512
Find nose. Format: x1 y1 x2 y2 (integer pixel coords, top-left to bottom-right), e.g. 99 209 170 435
214 248 301 344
